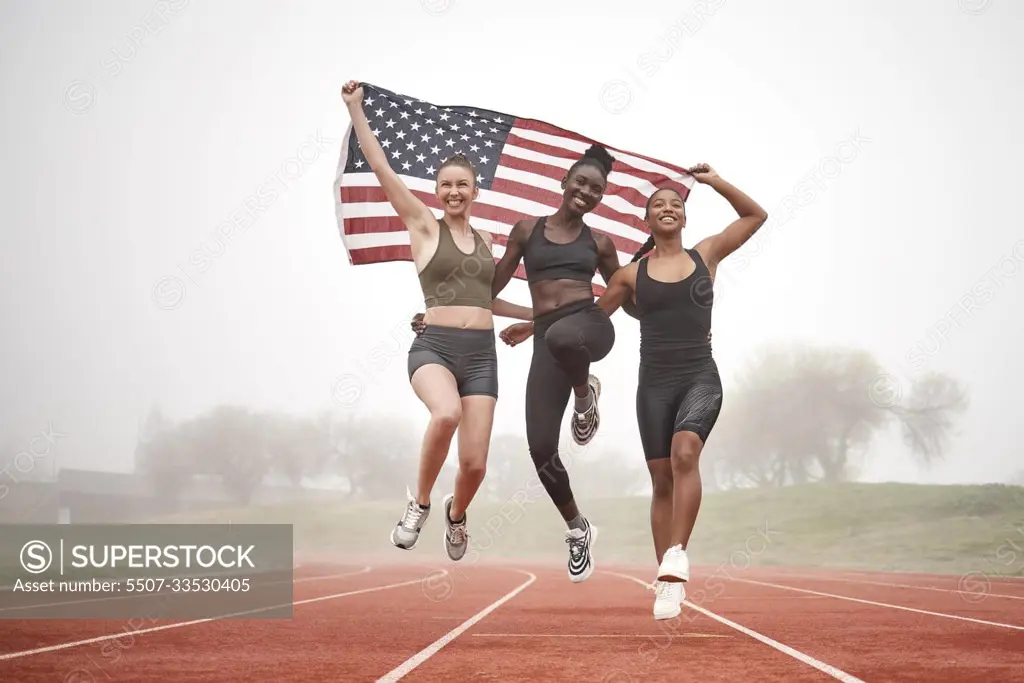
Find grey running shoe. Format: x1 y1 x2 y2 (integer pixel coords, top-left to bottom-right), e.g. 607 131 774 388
442 493 469 561
571 374 602 446
391 488 429 550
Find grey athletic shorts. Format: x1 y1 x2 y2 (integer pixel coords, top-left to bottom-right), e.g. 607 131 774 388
408 325 498 399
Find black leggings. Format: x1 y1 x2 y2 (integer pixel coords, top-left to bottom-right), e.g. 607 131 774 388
526 299 616 507
636 359 723 461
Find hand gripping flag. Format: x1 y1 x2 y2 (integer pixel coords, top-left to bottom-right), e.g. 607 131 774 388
334 82 694 294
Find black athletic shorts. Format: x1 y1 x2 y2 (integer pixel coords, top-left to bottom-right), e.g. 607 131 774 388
408 325 498 399
636 359 723 461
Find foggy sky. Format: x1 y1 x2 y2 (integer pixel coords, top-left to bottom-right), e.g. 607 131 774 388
1 0 1022 486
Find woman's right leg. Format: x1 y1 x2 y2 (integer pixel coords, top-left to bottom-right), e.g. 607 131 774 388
390 359 462 551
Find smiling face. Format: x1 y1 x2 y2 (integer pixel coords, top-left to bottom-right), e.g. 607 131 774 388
645 188 686 237
560 162 608 217
435 164 478 218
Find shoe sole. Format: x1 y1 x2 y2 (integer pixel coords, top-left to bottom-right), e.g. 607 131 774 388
391 526 419 550
654 604 682 620
442 493 468 562
568 524 598 583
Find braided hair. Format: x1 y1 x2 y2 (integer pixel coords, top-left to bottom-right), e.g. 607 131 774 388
632 187 686 262
568 144 615 179
631 235 656 262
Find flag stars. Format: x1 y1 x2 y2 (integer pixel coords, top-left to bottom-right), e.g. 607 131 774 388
385 119 396 128
479 155 490 164
440 113 450 121
391 150 402 159
406 142 416 151
421 134 431 143
430 145 441 154
410 122 421 131
402 161 412 171
416 154 427 163
400 112 410 120
354 160 364 168
381 139 392 148
415 108 424 115
375 108 385 117
426 165 436 174
470 144 480 152
395 130 406 139
365 97 375 106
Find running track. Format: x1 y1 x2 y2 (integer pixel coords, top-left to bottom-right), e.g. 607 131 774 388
1 562 1022 681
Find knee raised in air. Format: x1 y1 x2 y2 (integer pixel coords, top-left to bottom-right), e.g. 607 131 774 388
670 432 703 475
545 323 582 356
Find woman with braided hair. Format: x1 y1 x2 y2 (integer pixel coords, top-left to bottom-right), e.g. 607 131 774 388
502 163 767 617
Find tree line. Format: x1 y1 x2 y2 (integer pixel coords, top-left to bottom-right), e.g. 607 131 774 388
133 342 970 503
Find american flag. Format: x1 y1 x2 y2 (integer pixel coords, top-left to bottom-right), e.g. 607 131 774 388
334 82 695 295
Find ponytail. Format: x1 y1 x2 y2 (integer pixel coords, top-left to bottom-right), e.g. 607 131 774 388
631 235 655 262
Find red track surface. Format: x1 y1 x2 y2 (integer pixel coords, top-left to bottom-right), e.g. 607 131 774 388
2 561 1022 682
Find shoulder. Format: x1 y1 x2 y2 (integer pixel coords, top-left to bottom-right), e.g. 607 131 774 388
613 260 640 285
510 217 540 242
692 236 719 269
474 228 493 245
592 230 616 253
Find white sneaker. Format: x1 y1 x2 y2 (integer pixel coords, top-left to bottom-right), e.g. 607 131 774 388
658 544 690 582
565 521 598 583
571 375 601 445
651 579 685 620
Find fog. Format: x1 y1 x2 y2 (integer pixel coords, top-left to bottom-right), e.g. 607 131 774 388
2 0 1023 500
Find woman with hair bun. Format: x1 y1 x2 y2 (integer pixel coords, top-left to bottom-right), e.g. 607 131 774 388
491 143 634 583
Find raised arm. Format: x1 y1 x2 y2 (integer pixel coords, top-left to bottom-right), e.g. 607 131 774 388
342 81 434 235
595 262 639 318
491 219 531 298
690 164 768 275
595 232 641 320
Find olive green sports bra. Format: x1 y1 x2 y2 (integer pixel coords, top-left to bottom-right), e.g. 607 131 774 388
418 219 495 310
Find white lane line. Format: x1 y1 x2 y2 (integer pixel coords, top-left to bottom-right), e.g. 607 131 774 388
728 577 1024 631
375 569 537 683
767 572 1024 601
604 571 865 683
0 566 373 614
470 633 727 639
0 569 435 662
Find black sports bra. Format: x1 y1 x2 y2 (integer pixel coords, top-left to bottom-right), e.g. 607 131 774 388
522 217 599 285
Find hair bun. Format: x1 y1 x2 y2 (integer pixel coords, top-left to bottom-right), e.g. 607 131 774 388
583 144 614 175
